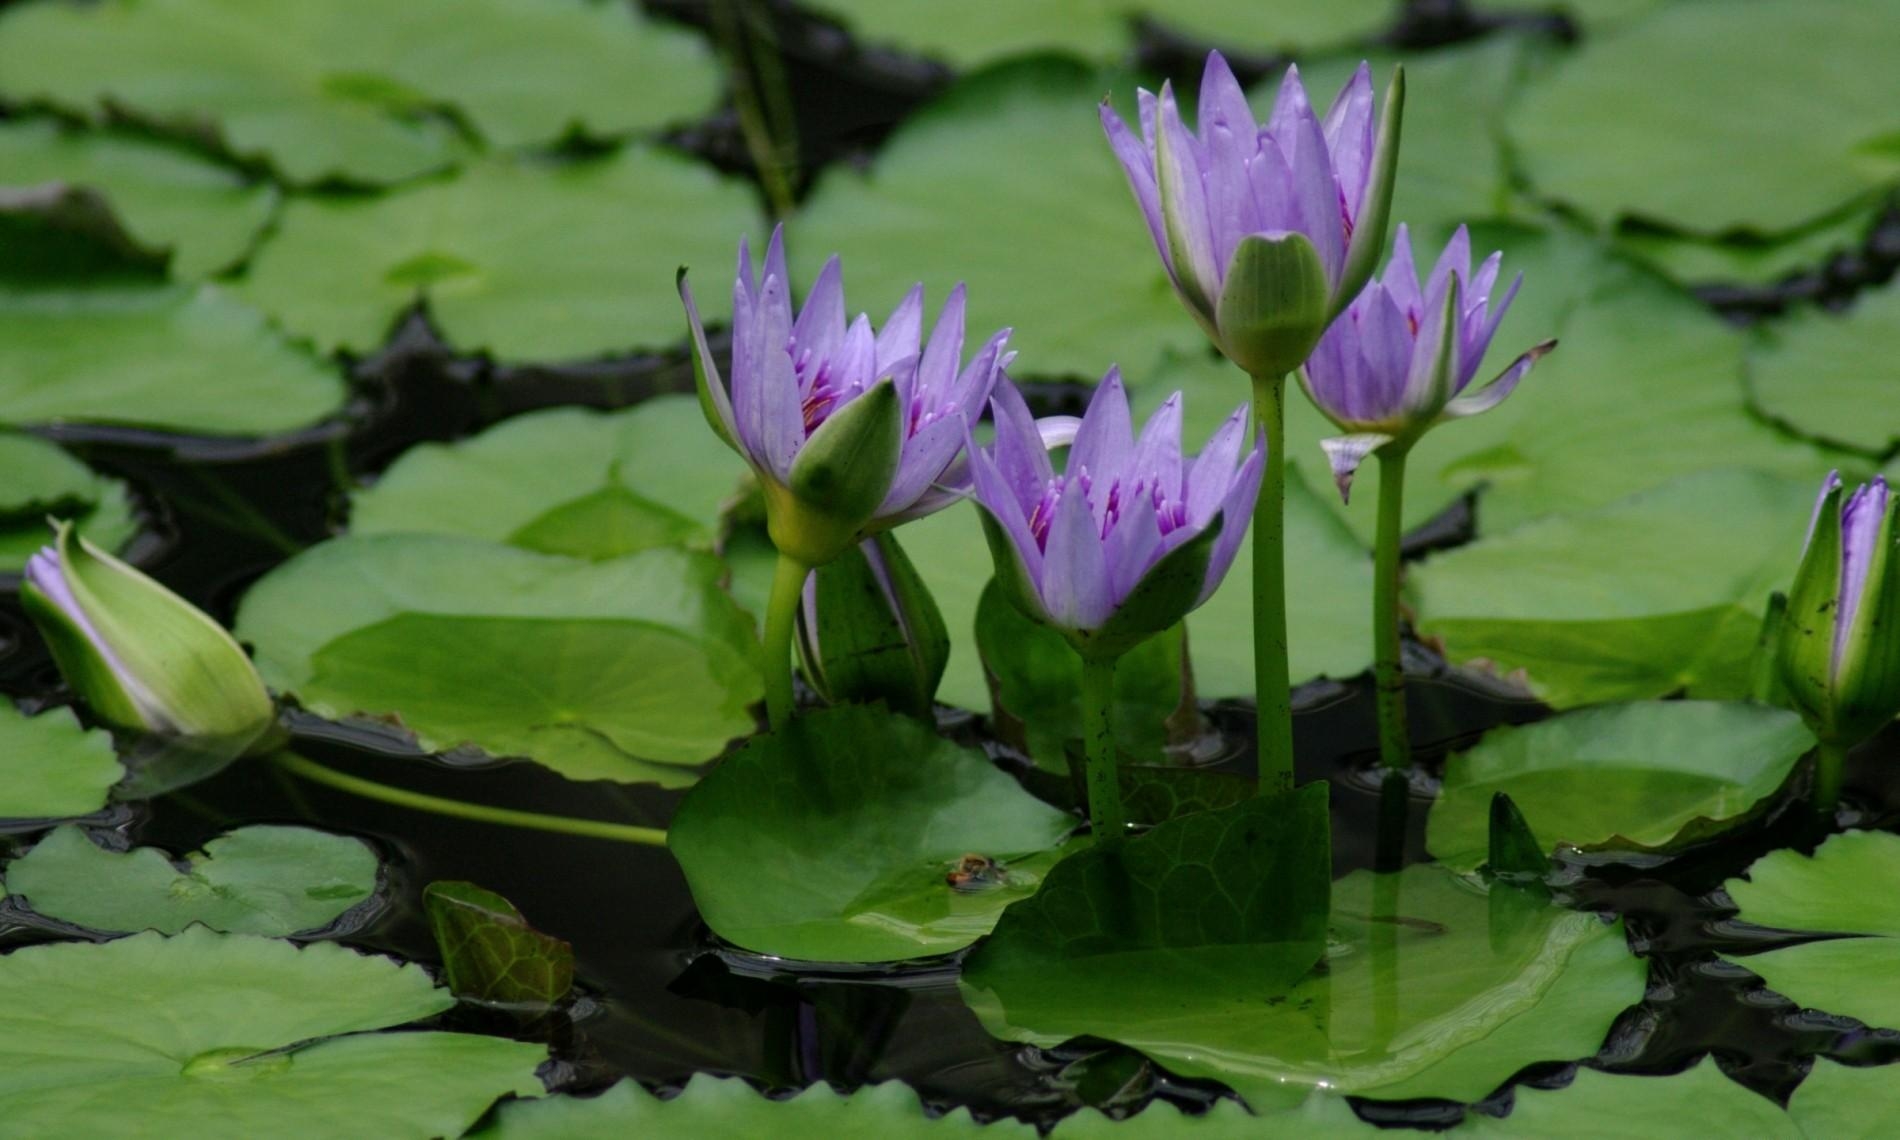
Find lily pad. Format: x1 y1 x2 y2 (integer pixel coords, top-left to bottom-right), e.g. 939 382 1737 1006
1462 1060 1797 1138
666 703 1077 962
1786 1059 1900 1138
1472 0 1669 29
0 432 138 571
424 881 573 1007
1508 0 1900 236
0 703 124 821
0 0 719 185
1409 470 1819 707
0 926 546 1138
350 399 747 556
2 824 378 936
1052 1094 1370 1136
0 119 275 278
793 59 1199 378
234 535 761 785
476 1074 1021 1139
0 284 347 435
967 860 1644 1105
236 148 762 361
1617 198 1883 288
1427 701 1815 872
1748 284 1900 457
1722 831 1900 1030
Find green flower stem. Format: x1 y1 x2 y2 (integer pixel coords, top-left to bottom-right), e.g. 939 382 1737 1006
1250 371 1295 794
271 752 668 846
1373 445 1412 772
762 552 810 729
1080 653 1126 836
1812 739 1848 814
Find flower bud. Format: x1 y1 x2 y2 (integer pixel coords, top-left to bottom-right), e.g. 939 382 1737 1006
21 521 275 742
1778 474 1900 746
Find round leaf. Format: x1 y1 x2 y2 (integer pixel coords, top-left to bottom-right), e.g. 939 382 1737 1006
1748 283 1900 457
3 824 378 936
666 703 1077 962
1427 701 1815 871
0 703 123 821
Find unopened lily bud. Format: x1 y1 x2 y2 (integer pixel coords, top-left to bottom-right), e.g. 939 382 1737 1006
21 521 275 742
1778 473 1900 747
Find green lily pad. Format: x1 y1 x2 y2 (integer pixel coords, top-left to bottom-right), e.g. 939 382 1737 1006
1409 470 1819 708
1616 197 1883 288
236 148 762 361
1787 1059 1900 1138
1508 0 1900 236
1472 0 1669 30
0 703 124 821
667 703 1077 962
1052 1094 1370 1136
1462 1060 1797 1138
234 535 761 785
1748 283 1900 457
350 399 747 557
967 860 1644 1105
1427 701 1815 872
793 59 1198 378
476 1074 1022 1139
1722 831 1900 1030
0 119 275 278
2 824 378 935
0 926 546 1138
0 284 346 435
0 0 718 185
0 432 138 570
424 881 573 1007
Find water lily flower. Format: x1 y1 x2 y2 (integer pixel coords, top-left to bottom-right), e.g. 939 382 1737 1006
21 521 275 742
1100 52 1404 379
679 226 1013 569
971 373 1262 656
1300 224 1555 500
1780 473 1900 807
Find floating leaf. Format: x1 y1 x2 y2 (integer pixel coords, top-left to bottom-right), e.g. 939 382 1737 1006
424 881 573 1007
667 703 1077 962
236 149 763 361
1723 831 1900 1030
2 824 377 936
1428 702 1815 871
0 119 274 277
0 284 346 435
350 400 747 557
1617 198 1883 288
1410 470 1819 707
0 926 546 1137
1748 284 1900 457
1786 1059 1900 1138
1508 0 1900 236
1461 1059 1797 1137
0 432 138 570
475 1074 1022 1139
1052 1093 1371 1136
0 703 123 821
0 0 719 185
967 860 1643 1105
234 535 760 785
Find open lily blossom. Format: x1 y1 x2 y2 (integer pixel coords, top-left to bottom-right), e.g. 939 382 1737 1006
970 373 1263 658
1301 224 1555 500
680 226 1013 568
1781 473 1900 761
1100 52 1403 378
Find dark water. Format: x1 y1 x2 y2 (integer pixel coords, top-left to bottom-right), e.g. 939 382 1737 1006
4 0 1900 1131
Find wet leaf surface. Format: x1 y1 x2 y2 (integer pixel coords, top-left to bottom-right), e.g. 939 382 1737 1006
423 880 573 1006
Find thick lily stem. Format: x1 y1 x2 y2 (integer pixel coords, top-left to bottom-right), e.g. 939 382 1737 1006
763 552 810 729
1812 739 1848 814
1080 653 1127 837
1250 372 1295 794
272 753 668 846
1373 446 1412 772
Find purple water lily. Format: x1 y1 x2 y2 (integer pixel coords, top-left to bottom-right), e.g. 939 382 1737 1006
1101 52 1402 377
969 372 1263 652
1299 225 1555 500
680 226 1013 564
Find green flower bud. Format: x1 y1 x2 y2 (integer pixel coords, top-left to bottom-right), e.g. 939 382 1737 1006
1778 474 1900 746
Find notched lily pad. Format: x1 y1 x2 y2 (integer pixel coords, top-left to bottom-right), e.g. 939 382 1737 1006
1427 701 1815 872
0 702 124 822
0 926 547 1138
424 880 574 1007
1463 1059 1797 1138
667 703 1078 962
2 823 379 936
1747 283 1900 458
0 432 138 571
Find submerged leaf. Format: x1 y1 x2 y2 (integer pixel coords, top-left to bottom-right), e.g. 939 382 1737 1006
424 881 574 1007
